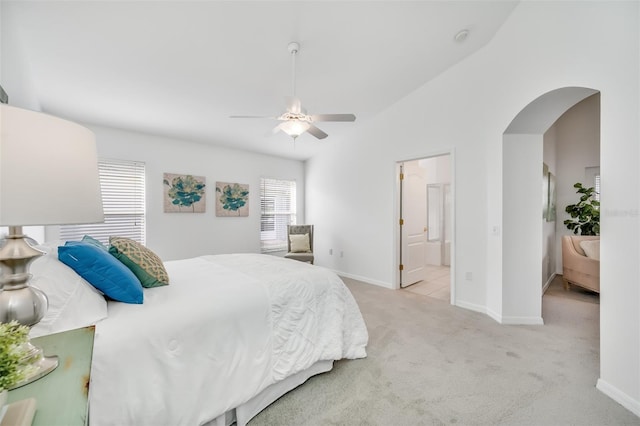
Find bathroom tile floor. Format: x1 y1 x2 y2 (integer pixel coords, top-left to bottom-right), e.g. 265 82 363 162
403 265 450 302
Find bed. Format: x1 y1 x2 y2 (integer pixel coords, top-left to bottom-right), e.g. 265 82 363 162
28 242 368 426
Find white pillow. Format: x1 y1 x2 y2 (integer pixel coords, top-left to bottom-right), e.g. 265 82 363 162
579 239 600 261
290 233 311 253
28 242 108 338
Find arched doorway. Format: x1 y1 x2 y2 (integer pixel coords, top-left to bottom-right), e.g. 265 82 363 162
501 87 599 324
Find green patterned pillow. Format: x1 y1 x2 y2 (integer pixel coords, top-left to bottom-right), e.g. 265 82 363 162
108 237 169 288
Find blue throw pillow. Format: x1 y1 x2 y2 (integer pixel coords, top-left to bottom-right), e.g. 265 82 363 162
58 241 144 304
82 234 108 251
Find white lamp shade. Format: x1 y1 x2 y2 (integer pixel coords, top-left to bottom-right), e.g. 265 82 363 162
0 104 104 226
280 120 311 138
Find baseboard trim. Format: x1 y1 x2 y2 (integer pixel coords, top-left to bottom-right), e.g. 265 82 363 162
456 300 487 315
338 272 540 325
334 270 392 289
542 273 556 293
485 307 502 324
467 305 543 325
500 316 544 325
597 378 640 417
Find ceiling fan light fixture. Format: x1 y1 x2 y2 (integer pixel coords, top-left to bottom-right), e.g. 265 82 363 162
280 120 311 138
230 41 356 142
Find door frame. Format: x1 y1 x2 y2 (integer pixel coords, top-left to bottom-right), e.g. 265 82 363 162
394 149 456 304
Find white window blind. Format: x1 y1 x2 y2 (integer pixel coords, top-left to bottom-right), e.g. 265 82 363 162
59 159 146 245
260 178 296 252
586 166 600 202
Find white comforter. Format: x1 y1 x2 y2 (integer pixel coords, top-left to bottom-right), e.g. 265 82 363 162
89 254 368 426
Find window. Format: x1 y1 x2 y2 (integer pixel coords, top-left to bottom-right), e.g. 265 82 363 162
260 178 296 252
59 159 146 245
585 166 600 202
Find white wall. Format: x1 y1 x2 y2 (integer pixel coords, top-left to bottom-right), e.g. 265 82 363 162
1 1 3 82
421 155 451 184
0 5 40 111
542 125 557 288
503 134 543 324
60 125 305 261
307 0 639 414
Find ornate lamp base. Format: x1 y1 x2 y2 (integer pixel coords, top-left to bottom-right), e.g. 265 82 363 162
0 226 58 389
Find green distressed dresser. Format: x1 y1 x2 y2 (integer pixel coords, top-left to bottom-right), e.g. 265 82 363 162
7 326 95 426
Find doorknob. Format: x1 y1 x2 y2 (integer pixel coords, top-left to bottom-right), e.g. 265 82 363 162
424 226 428 232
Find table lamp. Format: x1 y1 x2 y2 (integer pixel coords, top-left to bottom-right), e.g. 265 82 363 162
0 104 104 387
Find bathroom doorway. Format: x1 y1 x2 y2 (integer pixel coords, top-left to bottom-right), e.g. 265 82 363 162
398 153 453 302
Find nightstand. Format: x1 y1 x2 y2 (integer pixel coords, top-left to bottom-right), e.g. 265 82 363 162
6 326 95 426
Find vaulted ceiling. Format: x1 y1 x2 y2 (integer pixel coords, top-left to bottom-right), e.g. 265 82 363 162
1 1 519 160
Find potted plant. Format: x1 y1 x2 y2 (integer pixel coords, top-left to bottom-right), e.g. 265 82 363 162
0 321 37 394
564 182 600 235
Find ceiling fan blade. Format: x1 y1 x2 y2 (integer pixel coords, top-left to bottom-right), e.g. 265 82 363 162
271 123 285 135
229 115 278 119
310 114 356 122
306 124 328 140
285 96 302 114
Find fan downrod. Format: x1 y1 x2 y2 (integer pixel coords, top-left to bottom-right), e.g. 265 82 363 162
287 42 300 55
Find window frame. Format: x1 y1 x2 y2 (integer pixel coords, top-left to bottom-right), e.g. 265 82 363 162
58 158 146 245
585 166 600 202
260 177 297 253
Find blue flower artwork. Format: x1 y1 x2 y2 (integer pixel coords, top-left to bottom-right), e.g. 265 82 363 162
215 182 249 217
163 173 206 213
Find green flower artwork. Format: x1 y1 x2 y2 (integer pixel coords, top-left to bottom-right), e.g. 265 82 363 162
163 173 206 213
215 182 249 217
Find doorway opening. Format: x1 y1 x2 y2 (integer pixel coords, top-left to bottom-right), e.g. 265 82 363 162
397 153 453 303
501 86 599 324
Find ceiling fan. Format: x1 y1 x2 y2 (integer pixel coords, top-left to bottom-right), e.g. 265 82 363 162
230 42 356 140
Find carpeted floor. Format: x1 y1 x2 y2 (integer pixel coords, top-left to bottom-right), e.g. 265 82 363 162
250 276 640 425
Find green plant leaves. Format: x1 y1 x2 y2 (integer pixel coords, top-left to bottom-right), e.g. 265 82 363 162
0 321 36 391
564 182 599 235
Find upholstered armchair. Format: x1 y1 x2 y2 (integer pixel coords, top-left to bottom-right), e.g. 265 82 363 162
561 235 600 293
284 225 314 264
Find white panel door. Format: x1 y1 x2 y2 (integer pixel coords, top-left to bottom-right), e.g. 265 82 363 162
401 163 427 287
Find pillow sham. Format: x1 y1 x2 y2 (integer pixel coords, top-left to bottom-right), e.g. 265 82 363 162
290 233 311 253
580 239 600 261
109 237 169 288
82 234 108 251
29 242 108 338
58 241 144 304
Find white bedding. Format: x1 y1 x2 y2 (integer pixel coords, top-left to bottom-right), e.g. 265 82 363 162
89 253 368 426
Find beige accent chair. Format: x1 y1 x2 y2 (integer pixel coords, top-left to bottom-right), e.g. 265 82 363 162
284 225 314 264
561 235 600 293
